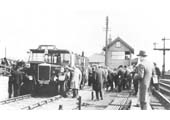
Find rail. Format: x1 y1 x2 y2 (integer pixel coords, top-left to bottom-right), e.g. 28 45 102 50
0 94 31 105
152 89 170 110
21 95 62 110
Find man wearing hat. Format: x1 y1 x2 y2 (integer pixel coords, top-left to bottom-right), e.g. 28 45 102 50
136 50 156 110
71 66 82 98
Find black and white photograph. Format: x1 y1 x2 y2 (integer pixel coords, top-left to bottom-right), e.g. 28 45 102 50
0 0 170 112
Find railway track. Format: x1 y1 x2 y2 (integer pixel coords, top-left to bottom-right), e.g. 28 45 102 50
149 80 170 110
0 94 31 105
0 94 62 110
150 92 167 110
155 78 170 109
160 79 170 97
152 88 170 110
22 95 62 110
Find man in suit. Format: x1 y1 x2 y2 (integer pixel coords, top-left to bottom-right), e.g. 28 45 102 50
153 62 161 90
8 65 15 98
117 65 125 92
91 67 96 100
137 50 155 110
94 66 105 100
107 69 114 91
8 64 24 98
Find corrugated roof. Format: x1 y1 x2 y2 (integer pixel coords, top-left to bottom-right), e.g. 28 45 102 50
103 37 134 54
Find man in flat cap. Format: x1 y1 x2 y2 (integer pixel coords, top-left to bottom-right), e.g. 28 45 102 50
136 50 156 110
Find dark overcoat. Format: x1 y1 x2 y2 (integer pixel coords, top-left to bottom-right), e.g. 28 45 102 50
13 70 23 96
94 68 105 91
91 70 96 90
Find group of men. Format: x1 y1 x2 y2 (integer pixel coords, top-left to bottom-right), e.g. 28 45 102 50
88 50 161 110
88 64 134 100
53 65 84 98
6 60 32 98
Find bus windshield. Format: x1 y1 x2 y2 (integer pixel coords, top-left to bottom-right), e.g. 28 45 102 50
29 53 44 62
28 49 71 66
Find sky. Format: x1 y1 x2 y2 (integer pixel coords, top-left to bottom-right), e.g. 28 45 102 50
1 0 170 70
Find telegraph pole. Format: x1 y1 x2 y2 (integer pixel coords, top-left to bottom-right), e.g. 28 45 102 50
105 16 109 66
153 37 170 76
5 47 6 58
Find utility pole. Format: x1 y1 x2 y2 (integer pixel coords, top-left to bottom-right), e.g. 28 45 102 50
105 16 109 66
5 47 6 58
153 37 170 76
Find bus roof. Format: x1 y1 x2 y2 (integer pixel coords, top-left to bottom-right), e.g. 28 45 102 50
38 45 56 49
30 49 70 54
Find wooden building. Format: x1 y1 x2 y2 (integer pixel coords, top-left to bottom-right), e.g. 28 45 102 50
103 37 134 68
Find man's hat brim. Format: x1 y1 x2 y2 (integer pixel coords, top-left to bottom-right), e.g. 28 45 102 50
137 50 147 57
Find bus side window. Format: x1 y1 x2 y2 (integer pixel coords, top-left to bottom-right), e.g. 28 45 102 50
57 55 61 65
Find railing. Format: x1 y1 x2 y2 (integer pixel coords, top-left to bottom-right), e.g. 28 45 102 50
0 64 11 76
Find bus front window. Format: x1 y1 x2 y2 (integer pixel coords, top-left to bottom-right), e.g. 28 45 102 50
30 53 44 62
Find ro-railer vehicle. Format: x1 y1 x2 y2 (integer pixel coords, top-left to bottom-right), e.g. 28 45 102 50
27 45 88 96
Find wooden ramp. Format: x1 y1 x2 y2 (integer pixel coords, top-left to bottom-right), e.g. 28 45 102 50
105 91 131 110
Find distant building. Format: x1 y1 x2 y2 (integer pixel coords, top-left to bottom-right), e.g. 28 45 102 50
103 37 134 68
88 52 105 66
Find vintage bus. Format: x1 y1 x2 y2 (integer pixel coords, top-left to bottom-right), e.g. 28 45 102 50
27 45 89 96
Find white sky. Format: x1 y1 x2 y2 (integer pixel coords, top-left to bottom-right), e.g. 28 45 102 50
1 0 170 70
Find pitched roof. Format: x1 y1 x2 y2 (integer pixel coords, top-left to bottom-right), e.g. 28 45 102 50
103 37 134 54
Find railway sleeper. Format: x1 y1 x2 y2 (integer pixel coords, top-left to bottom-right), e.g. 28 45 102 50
106 97 130 110
22 95 62 110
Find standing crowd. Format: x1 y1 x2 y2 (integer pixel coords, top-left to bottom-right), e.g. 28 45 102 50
0 58 33 98
88 50 161 110
88 64 134 101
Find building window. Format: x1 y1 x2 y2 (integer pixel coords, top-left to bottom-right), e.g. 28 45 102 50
116 41 121 48
111 52 125 59
125 51 131 60
125 55 130 60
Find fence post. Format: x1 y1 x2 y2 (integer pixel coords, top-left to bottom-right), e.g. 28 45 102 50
77 96 81 110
